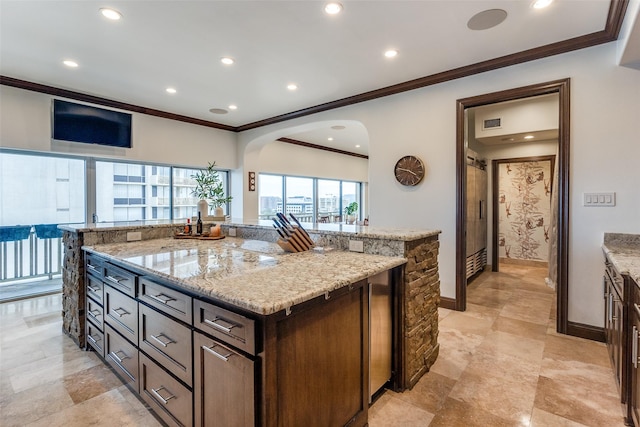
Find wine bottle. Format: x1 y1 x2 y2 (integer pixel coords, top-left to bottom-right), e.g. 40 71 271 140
196 211 203 235
184 218 192 234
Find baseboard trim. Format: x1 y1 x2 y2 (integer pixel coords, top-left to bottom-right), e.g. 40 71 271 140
566 321 605 343
439 297 457 310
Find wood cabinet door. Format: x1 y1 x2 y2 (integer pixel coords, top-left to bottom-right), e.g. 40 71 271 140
631 308 640 426
194 331 255 427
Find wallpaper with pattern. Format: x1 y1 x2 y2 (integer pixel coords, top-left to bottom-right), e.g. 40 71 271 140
498 160 552 262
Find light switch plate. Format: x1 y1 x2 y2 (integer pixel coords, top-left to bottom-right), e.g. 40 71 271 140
126 231 142 241
583 192 615 207
228 227 237 237
349 239 364 252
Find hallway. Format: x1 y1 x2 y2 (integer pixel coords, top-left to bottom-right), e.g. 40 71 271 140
0 265 625 426
369 264 624 426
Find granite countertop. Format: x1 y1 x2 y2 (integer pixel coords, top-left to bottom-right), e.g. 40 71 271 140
84 237 406 315
602 233 640 284
60 218 441 242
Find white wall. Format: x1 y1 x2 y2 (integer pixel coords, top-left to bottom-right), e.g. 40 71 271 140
239 42 640 328
0 85 238 170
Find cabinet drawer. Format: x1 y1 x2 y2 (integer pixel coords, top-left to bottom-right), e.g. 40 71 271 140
194 299 255 355
86 321 105 357
140 353 193 427
104 262 137 297
105 286 138 343
86 297 104 330
105 324 139 392
86 274 104 305
86 254 104 279
138 278 192 325
139 304 193 386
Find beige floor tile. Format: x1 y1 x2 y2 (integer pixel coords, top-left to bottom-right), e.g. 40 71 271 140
491 315 549 340
367 393 434 427
428 397 516 427
388 370 456 414
428 328 484 380
448 349 541 423
543 333 610 368
534 358 622 426
476 329 545 363
0 380 75 426
530 408 589 427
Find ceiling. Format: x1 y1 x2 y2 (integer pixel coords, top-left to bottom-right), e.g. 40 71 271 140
0 1 633 156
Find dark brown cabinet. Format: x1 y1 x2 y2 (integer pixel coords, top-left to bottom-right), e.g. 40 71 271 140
604 254 632 425
630 278 640 427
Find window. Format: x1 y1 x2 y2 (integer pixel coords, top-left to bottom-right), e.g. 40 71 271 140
258 173 365 223
0 151 85 225
97 161 164 222
258 174 283 220
172 167 231 219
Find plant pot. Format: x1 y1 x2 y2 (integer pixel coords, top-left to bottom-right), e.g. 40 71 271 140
214 207 224 217
346 215 355 224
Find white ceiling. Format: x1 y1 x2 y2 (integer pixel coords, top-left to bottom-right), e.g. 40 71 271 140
0 1 630 155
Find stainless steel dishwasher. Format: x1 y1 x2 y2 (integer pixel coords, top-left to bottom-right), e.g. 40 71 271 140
369 270 392 401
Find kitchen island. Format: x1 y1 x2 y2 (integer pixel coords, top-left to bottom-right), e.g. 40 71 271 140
60 220 441 426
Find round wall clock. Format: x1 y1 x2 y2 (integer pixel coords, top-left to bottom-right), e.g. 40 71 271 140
394 155 425 186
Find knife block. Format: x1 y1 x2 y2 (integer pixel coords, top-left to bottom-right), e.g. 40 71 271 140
276 226 314 253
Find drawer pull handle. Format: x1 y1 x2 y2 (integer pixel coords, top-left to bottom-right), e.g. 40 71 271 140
88 285 100 293
87 264 98 272
634 326 638 369
151 386 176 405
149 293 176 305
106 275 126 285
110 350 129 364
88 309 101 319
202 344 232 362
87 334 101 345
150 333 175 347
204 317 238 334
112 307 129 318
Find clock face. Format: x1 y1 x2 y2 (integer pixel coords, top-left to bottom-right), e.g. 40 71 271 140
394 155 425 186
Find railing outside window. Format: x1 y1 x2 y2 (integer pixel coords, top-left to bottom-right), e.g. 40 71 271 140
0 225 63 283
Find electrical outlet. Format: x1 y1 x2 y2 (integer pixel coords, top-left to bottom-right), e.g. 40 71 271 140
349 239 364 253
228 227 237 237
127 231 142 241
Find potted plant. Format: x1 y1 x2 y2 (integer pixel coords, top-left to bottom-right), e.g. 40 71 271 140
344 202 358 224
191 162 232 217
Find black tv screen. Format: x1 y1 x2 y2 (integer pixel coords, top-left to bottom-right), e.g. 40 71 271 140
52 99 132 148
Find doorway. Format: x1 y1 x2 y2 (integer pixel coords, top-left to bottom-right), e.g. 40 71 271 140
455 79 570 335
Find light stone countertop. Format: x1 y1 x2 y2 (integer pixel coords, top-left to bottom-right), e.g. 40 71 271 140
603 233 640 284
61 218 441 242
84 237 407 315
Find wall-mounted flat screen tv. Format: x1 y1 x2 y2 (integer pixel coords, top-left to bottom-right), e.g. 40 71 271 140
52 99 132 148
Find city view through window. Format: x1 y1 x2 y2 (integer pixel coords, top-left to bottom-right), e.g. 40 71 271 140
258 173 362 223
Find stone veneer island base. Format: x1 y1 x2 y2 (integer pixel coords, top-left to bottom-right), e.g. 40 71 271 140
60 220 441 413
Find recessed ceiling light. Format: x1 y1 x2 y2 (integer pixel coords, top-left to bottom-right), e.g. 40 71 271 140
287 84 298 91
328 137 334 141
467 9 508 31
221 57 234 65
331 125 346 130
166 87 177 94
384 49 398 58
209 108 228 115
63 60 78 68
524 135 535 139
228 104 238 110
99 8 122 20
355 145 361 148
531 0 553 9
324 2 343 15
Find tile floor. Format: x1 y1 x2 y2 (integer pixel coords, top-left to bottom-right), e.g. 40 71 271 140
369 264 625 426
0 265 626 426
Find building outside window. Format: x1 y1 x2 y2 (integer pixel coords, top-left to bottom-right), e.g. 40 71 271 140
258 173 364 223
